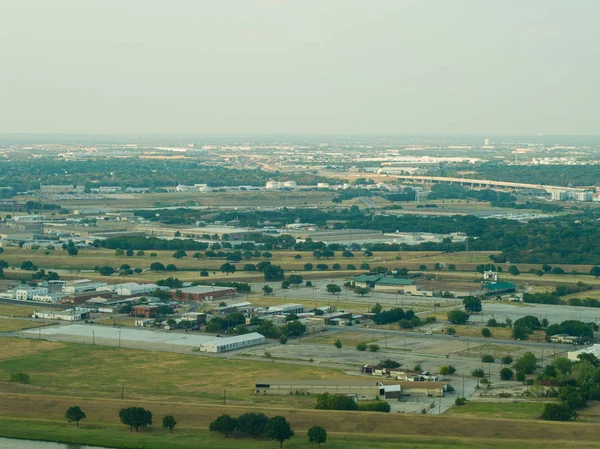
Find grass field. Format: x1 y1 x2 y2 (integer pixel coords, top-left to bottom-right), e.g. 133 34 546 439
0 394 598 449
446 401 545 420
0 304 37 318
0 337 598 448
0 338 352 406
303 331 377 347
0 318 47 333
1 418 594 449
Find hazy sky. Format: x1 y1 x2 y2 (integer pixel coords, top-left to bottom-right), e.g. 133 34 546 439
1 0 598 135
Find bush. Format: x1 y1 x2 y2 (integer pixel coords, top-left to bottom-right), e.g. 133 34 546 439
481 328 492 337
499 368 514 380
471 368 485 378
481 355 495 363
447 310 470 325
9 372 30 384
356 342 368 351
455 397 467 406
358 401 391 412
501 355 513 365
368 344 380 352
541 403 578 421
439 365 456 375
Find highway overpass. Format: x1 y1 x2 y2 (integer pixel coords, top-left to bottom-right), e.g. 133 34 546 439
392 175 589 194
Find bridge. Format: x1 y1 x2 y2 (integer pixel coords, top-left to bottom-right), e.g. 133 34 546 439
392 175 588 194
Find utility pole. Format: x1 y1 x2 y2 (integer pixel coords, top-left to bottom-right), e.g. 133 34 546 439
121 384 125 400
92 330 95 345
223 389 226 405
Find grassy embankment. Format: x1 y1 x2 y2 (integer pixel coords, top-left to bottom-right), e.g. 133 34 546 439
0 338 598 448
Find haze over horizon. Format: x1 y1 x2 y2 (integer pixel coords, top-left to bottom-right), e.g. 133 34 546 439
1 0 598 136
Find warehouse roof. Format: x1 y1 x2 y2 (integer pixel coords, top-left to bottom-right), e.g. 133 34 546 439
376 278 415 286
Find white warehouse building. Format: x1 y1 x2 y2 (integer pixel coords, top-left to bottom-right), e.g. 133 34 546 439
96 283 163 296
198 332 265 353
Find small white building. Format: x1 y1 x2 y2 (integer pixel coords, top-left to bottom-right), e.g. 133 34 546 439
198 332 265 353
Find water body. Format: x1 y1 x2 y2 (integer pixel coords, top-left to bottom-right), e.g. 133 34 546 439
0 438 107 449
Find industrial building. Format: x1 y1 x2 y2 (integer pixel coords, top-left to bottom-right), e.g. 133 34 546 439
33 309 90 321
173 285 237 301
198 332 265 353
97 283 162 296
63 280 108 294
255 303 304 316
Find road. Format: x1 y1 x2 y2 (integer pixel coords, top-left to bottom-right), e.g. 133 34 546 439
359 197 377 208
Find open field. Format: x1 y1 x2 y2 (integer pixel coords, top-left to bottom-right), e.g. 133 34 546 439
0 394 598 449
303 331 378 347
0 303 37 318
0 337 352 406
446 401 545 420
0 318 47 333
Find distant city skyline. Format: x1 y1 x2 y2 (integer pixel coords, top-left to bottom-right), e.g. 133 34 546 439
1 0 598 135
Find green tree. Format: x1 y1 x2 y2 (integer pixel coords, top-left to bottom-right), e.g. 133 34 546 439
67 246 78 256
308 425 327 449
462 296 482 313
220 262 236 275
162 415 177 433
264 264 285 281
237 412 268 438
515 352 538 374
439 365 456 375
334 339 342 349
471 368 485 378
172 249 187 259
590 266 600 279
209 414 238 437
265 416 295 448
288 274 304 287
499 368 514 380
354 286 370 296
65 406 86 428
481 354 495 363
512 326 529 340
541 403 578 421
508 265 520 276
481 327 492 337
447 310 470 325
326 284 341 295
119 407 153 432
262 285 273 295
501 355 513 365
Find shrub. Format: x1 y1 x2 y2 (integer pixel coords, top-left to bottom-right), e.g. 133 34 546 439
9 372 30 384
368 344 380 352
455 397 466 406
481 328 492 337
356 342 368 351
481 354 495 363
500 368 514 380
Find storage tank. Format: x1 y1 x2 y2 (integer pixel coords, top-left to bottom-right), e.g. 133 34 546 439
283 181 297 189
